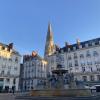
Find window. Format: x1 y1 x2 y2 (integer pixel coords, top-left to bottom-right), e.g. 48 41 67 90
86 50 91 57
97 68 100 71
13 78 16 84
69 63 72 67
68 48 70 52
14 67 17 70
1 70 4 75
90 75 94 81
74 53 77 59
74 60 78 66
31 80 33 85
85 43 88 47
56 55 64 64
90 67 93 72
7 71 10 75
97 75 100 81
68 56 71 60
15 57 18 63
2 65 6 68
79 45 82 49
9 58 12 61
87 62 92 65
82 76 87 82
82 67 85 72
93 51 99 57
95 61 100 65
6 78 10 83
73 47 76 50
61 50 64 53
81 63 85 66
0 78 3 81
80 54 84 58
8 66 11 69
2 46 5 50
92 42 95 46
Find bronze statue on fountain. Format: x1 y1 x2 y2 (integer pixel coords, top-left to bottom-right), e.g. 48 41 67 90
48 64 77 89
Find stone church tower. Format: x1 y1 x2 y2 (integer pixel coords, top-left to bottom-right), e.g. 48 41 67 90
44 23 55 58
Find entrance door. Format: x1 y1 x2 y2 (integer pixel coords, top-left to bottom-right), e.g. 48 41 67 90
96 86 100 92
0 86 3 92
5 86 9 92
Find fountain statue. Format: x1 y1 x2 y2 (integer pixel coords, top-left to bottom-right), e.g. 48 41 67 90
30 64 91 97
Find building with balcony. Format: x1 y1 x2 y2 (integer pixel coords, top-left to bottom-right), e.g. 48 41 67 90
44 23 100 87
22 51 47 91
0 43 21 92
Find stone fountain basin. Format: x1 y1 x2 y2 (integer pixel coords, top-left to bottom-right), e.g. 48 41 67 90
30 89 91 97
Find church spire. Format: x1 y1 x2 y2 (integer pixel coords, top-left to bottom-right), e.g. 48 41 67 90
44 23 55 57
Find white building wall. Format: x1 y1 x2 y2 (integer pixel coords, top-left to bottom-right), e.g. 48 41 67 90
23 55 47 91
0 45 21 92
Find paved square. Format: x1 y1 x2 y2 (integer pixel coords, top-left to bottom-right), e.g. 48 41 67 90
0 93 100 100
0 93 15 100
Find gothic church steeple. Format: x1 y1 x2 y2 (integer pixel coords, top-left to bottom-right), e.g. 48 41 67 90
44 23 55 57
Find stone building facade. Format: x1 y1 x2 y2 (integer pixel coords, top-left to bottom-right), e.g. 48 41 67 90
44 23 100 86
22 52 47 91
0 43 21 92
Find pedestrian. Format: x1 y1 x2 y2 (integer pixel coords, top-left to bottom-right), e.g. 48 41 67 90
12 86 15 95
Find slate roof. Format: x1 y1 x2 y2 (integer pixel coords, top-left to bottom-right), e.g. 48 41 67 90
58 37 100 53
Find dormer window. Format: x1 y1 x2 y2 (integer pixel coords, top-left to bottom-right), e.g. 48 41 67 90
0 46 2 50
79 45 82 49
85 43 88 48
92 42 95 46
68 48 70 52
73 47 76 50
5 47 7 51
61 50 64 53
2 46 5 50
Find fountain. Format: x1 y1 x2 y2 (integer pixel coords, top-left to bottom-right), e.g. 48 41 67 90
30 64 91 97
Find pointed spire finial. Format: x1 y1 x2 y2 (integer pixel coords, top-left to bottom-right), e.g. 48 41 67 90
44 23 55 57
48 22 52 33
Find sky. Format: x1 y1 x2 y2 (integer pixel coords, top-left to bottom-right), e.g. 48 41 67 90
0 0 100 57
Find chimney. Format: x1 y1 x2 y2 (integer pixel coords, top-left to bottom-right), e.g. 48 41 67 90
32 51 37 57
8 43 13 49
76 39 80 46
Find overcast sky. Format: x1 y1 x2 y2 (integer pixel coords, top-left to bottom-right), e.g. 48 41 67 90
0 0 100 56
